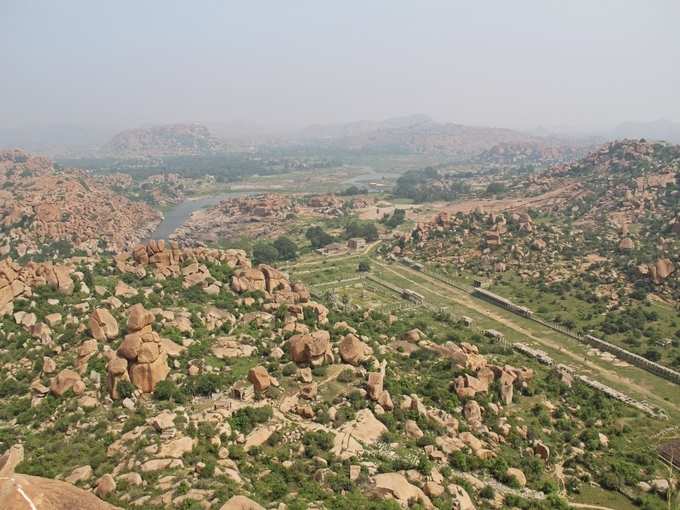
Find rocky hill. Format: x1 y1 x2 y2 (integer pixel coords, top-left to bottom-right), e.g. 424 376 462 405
0 240 675 509
101 124 224 158
0 149 160 256
299 115 544 157
474 141 591 166
395 139 680 368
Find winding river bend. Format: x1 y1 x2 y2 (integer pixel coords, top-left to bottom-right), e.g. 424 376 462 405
148 191 248 240
148 169 396 241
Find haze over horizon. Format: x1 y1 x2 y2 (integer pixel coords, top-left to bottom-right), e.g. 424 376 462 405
2 1 679 136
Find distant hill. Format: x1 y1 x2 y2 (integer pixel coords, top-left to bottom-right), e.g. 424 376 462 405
298 115 556 157
612 119 680 144
101 123 224 158
474 141 594 165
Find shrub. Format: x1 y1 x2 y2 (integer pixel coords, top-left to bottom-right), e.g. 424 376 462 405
153 380 187 403
116 380 135 400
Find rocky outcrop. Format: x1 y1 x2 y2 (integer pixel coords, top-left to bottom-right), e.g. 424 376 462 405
219 495 265 510
0 444 119 510
0 259 81 315
90 308 119 341
248 366 271 392
0 150 160 254
288 330 333 366
120 241 250 281
650 258 674 284
231 268 266 293
50 369 85 397
339 334 370 365
372 472 434 509
332 409 388 459
108 304 169 396
618 237 634 251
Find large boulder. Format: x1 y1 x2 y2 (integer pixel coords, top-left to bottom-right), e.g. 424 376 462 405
506 467 527 487
260 265 290 293
219 495 265 510
50 369 85 397
90 308 119 341
248 366 271 392
0 445 118 510
106 357 130 400
332 409 387 459
402 328 425 343
126 303 154 332
463 400 482 424
367 372 384 400
373 472 434 509
44 264 75 295
618 237 634 251
339 334 370 365
288 331 333 366
110 306 169 396
448 484 476 510
650 258 674 284
230 268 266 293
129 353 170 394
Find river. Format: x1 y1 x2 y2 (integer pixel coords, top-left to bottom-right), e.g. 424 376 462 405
149 191 249 240
148 169 396 240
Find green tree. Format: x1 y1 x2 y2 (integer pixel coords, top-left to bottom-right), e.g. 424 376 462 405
273 236 298 260
306 226 335 248
345 220 379 242
253 242 279 264
486 182 507 194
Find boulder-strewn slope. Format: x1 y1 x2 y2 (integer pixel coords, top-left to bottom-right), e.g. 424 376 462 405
395 139 680 367
0 149 160 256
101 123 223 158
299 115 544 157
0 445 119 509
0 240 674 509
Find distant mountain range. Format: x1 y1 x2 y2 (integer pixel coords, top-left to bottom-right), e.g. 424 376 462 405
6 115 675 160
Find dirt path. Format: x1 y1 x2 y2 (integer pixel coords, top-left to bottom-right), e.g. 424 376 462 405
376 262 680 415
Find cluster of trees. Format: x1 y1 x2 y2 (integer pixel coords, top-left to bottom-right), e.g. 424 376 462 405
58 152 340 183
380 208 406 228
252 236 298 264
344 220 379 241
338 185 367 196
485 181 507 194
393 167 471 202
306 226 336 249
305 220 379 250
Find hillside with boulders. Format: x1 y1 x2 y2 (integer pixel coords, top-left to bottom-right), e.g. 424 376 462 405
391 139 680 369
0 239 675 509
101 124 224 158
299 115 549 157
0 149 160 257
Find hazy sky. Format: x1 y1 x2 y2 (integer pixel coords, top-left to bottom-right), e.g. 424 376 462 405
2 1 679 132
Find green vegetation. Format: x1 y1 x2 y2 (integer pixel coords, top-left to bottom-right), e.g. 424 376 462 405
306 226 336 249
393 167 471 202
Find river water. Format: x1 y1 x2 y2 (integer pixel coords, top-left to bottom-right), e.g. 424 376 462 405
149 169 395 240
149 191 248 240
